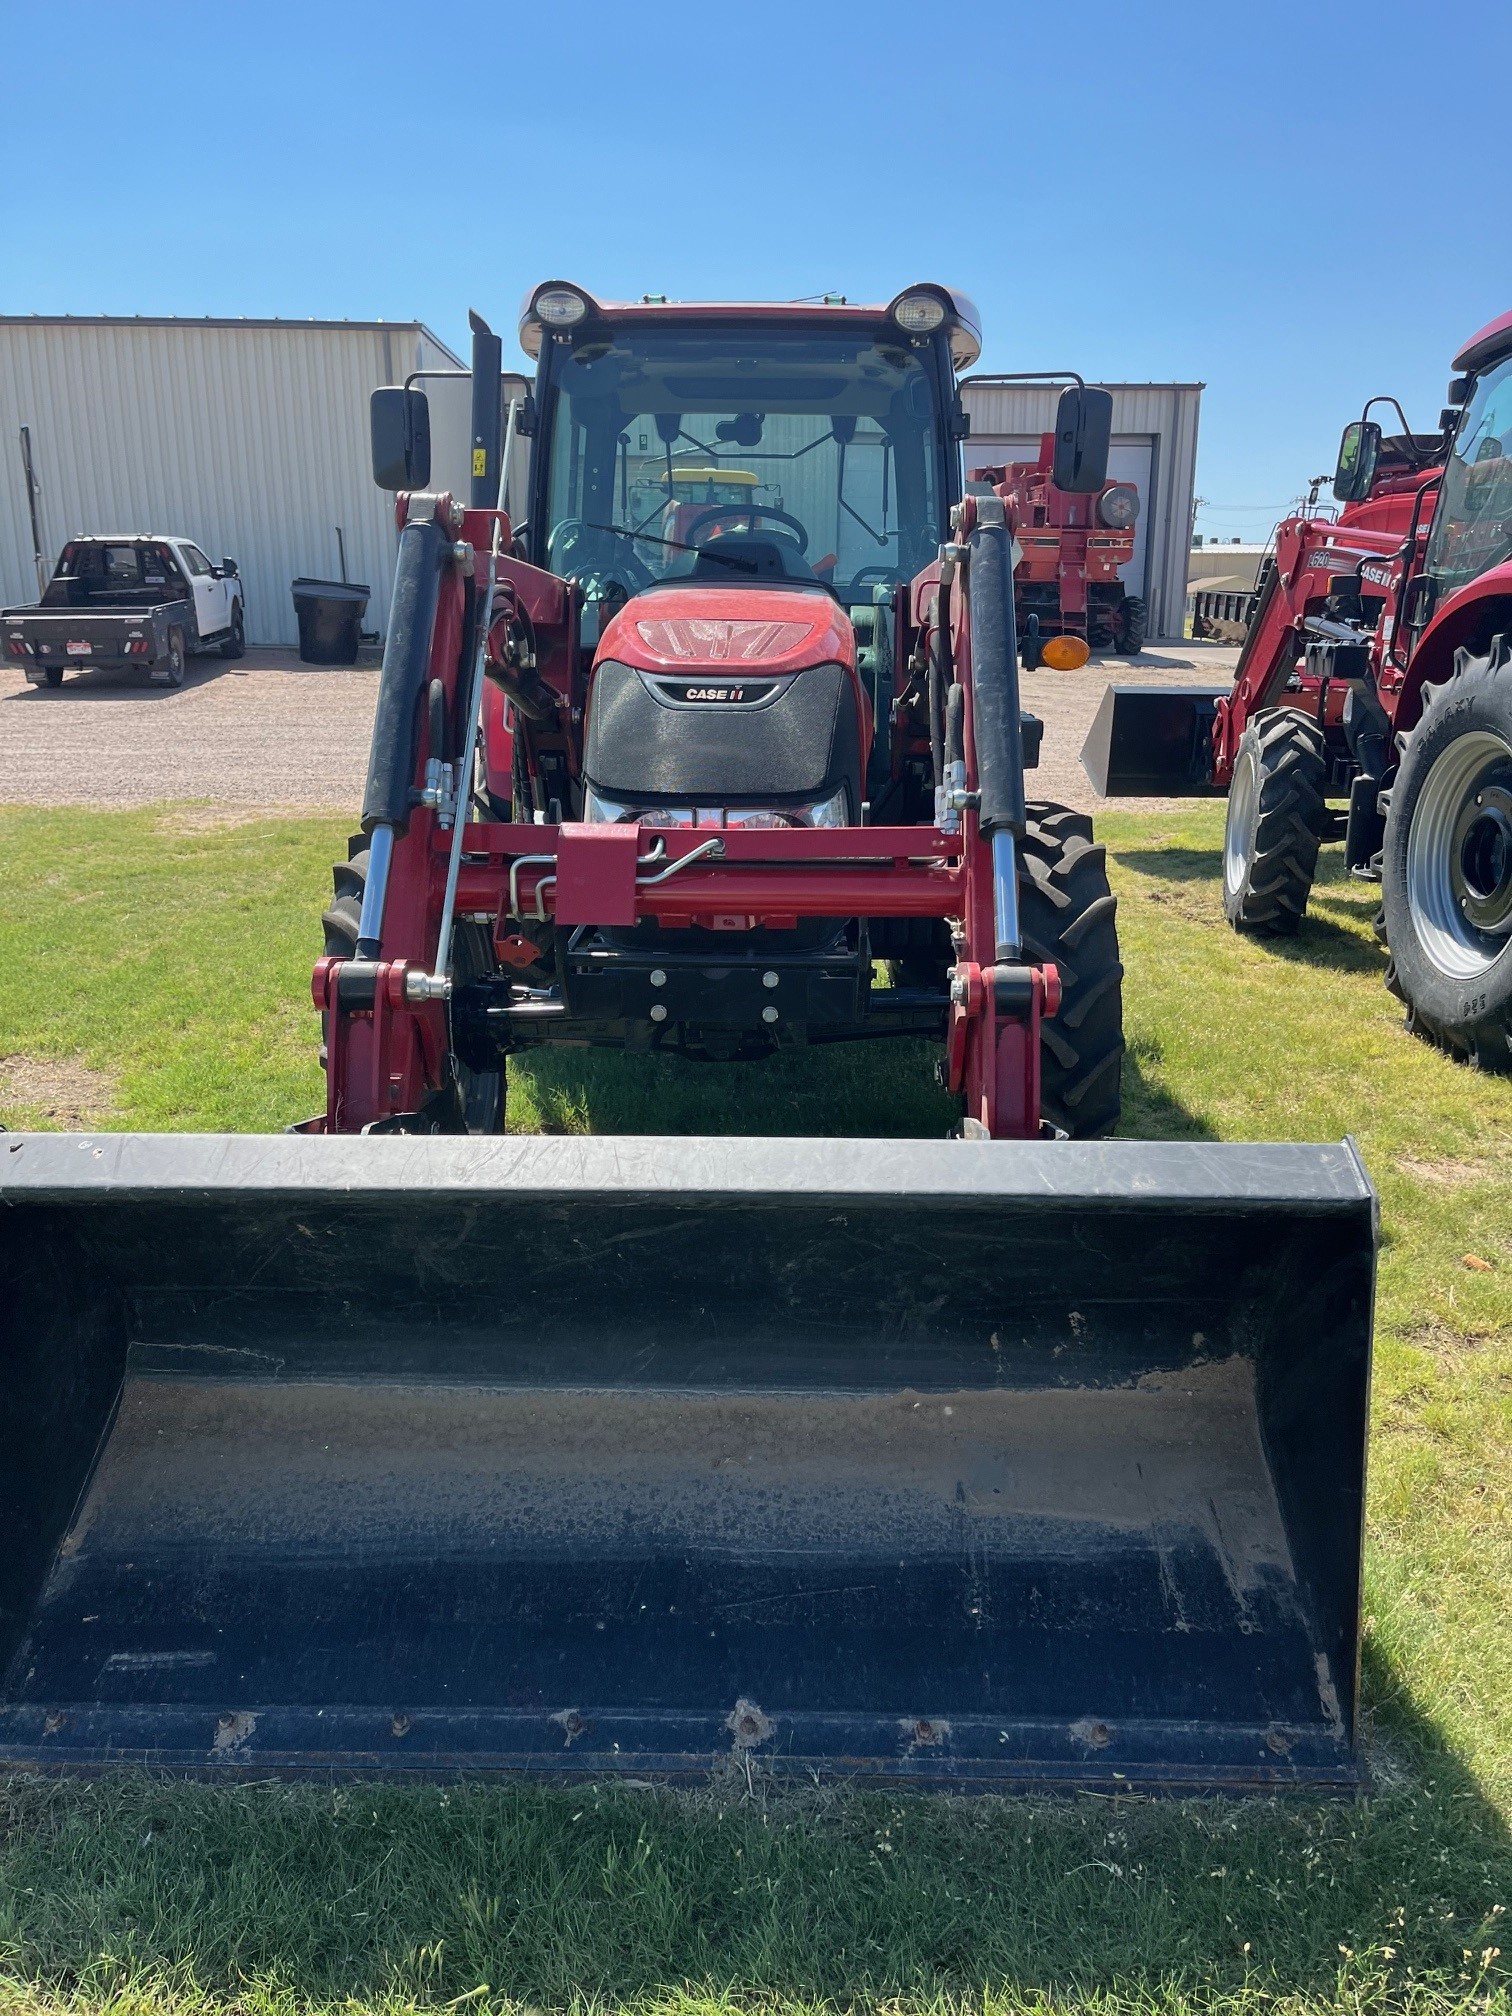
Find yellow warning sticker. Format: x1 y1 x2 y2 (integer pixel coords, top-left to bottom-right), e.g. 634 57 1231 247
472 447 487 478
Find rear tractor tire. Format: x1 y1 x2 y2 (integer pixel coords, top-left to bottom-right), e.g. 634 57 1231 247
1380 637 1512 1070
320 844 506 1130
1111 594 1147 657
1222 708 1327 934
1020 802 1125 1137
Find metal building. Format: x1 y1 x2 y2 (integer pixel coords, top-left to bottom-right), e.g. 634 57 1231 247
960 379 1203 640
0 316 466 646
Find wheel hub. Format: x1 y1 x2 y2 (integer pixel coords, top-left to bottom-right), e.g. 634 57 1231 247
1455 783 1512 935
1405 729 1512 977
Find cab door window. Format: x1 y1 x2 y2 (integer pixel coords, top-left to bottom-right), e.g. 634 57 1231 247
1426 354 1512 597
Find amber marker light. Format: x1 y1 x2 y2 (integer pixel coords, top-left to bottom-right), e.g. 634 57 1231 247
1041 635 1091 671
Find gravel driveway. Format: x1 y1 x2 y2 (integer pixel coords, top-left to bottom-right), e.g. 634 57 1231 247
1 641 1240 816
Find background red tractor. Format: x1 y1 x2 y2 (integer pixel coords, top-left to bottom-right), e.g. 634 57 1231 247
971 426 1144 667
1084 307 1512 1067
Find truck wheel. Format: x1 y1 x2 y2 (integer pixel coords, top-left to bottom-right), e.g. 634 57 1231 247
162 628 186 688
219 603 245 659
1020 803 1124 1137
1380 637 1512 1070
320 846 506 1129
1112 595 1147 656
1222 708 1326 933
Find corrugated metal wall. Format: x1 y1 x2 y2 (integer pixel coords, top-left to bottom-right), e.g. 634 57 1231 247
958 381 1202 638
0 319 462 646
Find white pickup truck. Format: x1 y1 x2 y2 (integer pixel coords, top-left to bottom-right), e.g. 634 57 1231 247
3 535 245 688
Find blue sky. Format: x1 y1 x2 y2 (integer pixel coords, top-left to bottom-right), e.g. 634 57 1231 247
4 0 1508 544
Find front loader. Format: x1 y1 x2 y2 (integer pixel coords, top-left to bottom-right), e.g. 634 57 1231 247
0 284 1378 1790
1084 307 1512 1066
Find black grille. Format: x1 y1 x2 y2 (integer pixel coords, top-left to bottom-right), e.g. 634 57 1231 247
584 660 860 807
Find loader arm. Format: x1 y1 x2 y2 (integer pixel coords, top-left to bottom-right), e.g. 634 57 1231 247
313 481 1054 1140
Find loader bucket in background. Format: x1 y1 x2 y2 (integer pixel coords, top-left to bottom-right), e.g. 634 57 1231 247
1 1133 1375 1791
1081 682 1231 796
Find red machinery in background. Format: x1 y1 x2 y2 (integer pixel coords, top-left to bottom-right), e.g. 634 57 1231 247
1084 308 1512 1067
970 432 1144 667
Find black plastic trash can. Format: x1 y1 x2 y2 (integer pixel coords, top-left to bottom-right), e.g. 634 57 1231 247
291 578 370 665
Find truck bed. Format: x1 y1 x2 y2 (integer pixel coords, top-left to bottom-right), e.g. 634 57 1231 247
3 600 190 677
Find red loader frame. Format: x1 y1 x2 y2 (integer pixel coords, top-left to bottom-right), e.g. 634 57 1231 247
311 487 1056 1140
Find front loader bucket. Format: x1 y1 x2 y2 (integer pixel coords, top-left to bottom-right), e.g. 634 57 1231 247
1081 682 1231 796
1 1133 1374 1791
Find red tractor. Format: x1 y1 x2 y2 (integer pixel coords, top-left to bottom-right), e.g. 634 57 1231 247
0 282 1379 1792
1085 307 1512 1068
971 431 1144 667
318 284 1129 1142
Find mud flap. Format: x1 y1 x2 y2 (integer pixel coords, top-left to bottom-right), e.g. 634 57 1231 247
1081 684 1231 796
0 1133 1374 1790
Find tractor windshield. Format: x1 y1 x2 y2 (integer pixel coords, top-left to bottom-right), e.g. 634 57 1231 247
539 326 947 599
1426 351 1512 597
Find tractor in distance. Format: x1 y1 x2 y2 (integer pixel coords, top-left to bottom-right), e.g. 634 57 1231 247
0 283 1377 1794
1084 305 1512 1068
969 427 1144 670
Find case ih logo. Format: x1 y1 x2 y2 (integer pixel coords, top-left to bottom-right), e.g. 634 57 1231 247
666 682 774 704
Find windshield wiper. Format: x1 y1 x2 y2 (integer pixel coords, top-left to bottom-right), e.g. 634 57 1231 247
584 522 759 575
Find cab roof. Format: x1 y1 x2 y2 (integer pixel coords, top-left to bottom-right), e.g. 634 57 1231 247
517 283 983 371
1453 309 1512 376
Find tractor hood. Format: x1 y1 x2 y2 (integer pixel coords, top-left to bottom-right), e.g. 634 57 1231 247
597 586 855 678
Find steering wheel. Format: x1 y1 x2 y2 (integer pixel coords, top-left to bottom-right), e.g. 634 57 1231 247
684 503 810 555
850 566 898 590
548 517 654 595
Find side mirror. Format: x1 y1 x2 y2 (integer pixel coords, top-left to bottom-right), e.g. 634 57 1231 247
1447 374 1473 406
220 557 238 576
1333 418 1381 504
370 387 431 491
1051 386 1112 493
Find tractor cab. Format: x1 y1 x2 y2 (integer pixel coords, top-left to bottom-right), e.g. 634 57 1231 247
503 283 982 1053
521 285 975 835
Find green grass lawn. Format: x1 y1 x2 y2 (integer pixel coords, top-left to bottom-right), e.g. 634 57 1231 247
0 801 1509 2016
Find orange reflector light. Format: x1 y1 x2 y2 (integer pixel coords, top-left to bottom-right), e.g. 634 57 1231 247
1041 635 1091 671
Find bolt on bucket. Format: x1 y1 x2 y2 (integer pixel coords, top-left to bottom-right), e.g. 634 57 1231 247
0 1132 1374 1790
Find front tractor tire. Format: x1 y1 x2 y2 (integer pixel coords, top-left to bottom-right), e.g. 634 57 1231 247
1020 803 1125 1137
321 844 506 1131
1222 708 1327 934
1380 637 1512 1071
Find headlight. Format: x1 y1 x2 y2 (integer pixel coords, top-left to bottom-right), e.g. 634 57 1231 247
1098 484 1140 529
533 285 590 328
890 289 947 335
801 784 849 828
582 786 635 823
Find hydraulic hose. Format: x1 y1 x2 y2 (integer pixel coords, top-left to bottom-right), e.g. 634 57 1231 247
967 504 1027 961
362 507 452 836
928 574 952 786
355 502 451 956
